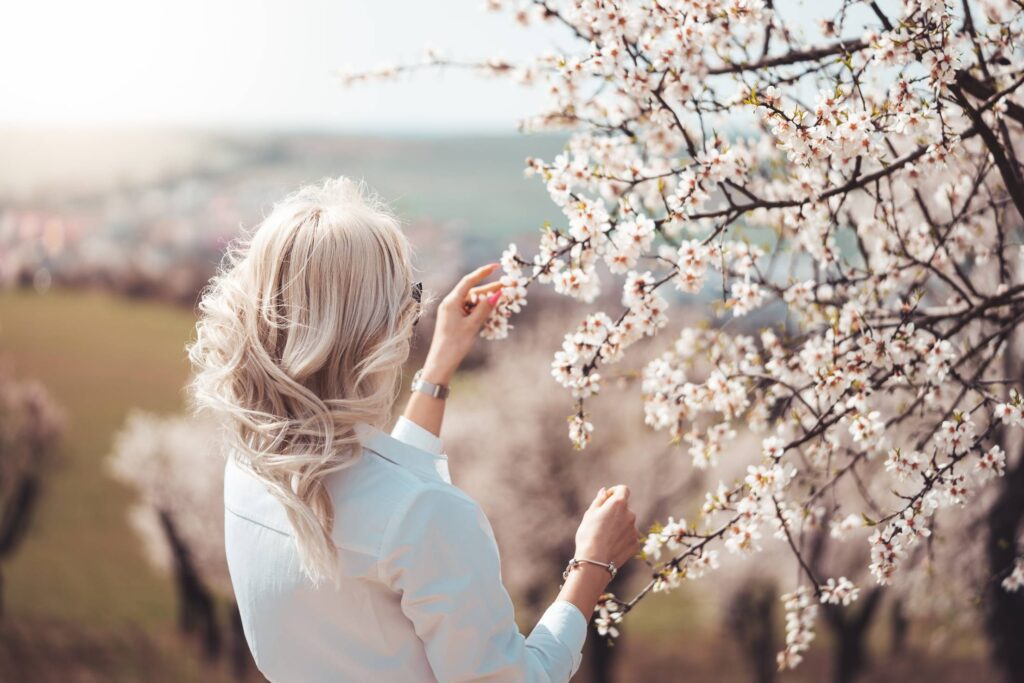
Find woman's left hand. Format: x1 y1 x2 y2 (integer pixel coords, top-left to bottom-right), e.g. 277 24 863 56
420 264 502 385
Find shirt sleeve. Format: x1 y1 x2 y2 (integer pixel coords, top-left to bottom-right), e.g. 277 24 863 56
391 416 444 455
378 485 588 682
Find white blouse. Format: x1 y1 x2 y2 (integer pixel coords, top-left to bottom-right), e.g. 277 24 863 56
223 417 588 682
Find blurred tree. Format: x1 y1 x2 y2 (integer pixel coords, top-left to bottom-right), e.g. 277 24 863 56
888 599 909 658
806 528 884 683
0 370 63 616
725 579 776 683
821 587 884 683
107 411 250 677
444 308 698 683
984 424 1024 683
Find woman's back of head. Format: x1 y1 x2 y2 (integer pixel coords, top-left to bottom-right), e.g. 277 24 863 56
188 177 418 585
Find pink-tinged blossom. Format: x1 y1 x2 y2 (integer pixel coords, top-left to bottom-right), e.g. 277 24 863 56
724 515 763 555
994 392 1024 426
885 448 925 481
729 277 765 316
975 445 1006 482
762 435 785 459
934 417 977 457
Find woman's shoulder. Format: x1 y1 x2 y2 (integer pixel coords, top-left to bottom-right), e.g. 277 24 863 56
328 445 452 506
328 448 486 551
222 446 487 556
223 453 293 534
374 476 499 580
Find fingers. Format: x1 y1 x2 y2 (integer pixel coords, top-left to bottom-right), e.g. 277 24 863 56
602 484 630 506
467 289 500 324
576 485 642 569
463 281 504 313
453 264 499 301
468 281 503 299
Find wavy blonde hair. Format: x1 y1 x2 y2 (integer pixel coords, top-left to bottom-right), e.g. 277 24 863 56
187 177 417 585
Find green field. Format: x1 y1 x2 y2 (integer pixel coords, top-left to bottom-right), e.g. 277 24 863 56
0 288 194 628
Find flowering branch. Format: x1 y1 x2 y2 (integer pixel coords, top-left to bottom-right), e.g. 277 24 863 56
346 0 1024 668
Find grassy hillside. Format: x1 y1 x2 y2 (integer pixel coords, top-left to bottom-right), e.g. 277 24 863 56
0 288 195 628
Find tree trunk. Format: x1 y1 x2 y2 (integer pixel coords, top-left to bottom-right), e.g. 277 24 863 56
751 594 775 683
984 455 1024 683
824 587 882 683
583 633 617 683
832 621 866 683
807 526 884 683
0 476 40 557
726 581 776 683
0 476 40 619
888 598 908 657
158 509 222 660
227 601 251 679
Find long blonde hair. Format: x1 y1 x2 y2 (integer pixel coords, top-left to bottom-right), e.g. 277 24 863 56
188 177 417 585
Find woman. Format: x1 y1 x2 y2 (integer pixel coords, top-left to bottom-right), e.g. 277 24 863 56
188 177 640 682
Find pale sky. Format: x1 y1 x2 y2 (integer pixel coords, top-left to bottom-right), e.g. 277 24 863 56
0 0 573 133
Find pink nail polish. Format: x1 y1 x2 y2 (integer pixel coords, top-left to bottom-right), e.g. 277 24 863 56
487 291 501 305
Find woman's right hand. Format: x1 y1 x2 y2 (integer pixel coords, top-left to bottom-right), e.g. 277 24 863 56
574 485 641 572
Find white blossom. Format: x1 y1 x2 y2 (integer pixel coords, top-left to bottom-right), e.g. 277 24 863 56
1003 557 1024 593
820 576 860 606
778 586 817 670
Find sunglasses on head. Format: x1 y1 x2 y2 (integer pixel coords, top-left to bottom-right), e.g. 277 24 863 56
411 281 423 326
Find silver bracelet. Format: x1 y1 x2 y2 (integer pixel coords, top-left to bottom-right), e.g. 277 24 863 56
411 369 450 400
562 557 617 580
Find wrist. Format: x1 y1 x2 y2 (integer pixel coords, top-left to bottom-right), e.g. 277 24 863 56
420 357 455 385
573 545 606 564
557 555 612 624
562 561 611 591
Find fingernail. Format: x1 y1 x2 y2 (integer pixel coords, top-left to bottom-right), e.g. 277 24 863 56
487 291 501 305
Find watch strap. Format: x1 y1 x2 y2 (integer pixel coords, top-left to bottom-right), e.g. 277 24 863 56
411 369 450 399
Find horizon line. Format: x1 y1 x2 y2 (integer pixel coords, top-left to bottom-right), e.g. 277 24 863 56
0 122 569 139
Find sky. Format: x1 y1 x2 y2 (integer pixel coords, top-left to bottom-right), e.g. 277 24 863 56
0 0 573 133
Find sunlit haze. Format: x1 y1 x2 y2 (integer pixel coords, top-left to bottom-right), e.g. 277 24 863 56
0 0 573 132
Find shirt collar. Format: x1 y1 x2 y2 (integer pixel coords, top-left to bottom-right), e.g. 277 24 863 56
354 422 451 484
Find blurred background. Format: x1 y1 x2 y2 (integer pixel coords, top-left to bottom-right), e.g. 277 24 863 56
0 1 1000 681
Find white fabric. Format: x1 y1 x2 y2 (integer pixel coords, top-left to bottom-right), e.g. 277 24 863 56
223 416 588 682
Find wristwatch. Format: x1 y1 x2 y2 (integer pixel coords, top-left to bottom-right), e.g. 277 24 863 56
411 369 450 400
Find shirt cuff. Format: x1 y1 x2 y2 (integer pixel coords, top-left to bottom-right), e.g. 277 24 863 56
390 416 444 455
536 600 588 676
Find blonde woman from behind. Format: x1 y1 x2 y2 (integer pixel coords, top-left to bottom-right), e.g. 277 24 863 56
188 177 640 682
